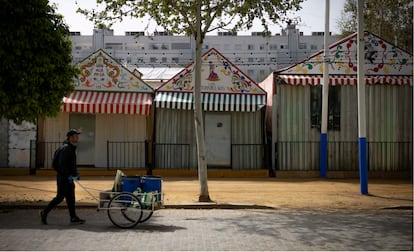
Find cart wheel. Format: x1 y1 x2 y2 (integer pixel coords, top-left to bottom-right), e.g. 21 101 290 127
107 193 143 228
139 209 153 223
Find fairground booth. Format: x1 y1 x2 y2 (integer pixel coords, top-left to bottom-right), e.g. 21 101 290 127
259 31 413 178
153 48 267 171
35 49 154 170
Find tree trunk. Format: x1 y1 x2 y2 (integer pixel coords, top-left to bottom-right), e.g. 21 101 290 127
194 0 211 202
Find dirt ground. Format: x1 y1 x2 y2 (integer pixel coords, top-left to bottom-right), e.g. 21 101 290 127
0 176 412 211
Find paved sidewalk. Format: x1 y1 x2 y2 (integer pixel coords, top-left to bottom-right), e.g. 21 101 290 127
0 208 412 251
0 175 412 211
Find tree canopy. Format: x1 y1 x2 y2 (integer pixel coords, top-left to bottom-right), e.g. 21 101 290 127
0 0 79 124
78 0 303 41
337 0 413 53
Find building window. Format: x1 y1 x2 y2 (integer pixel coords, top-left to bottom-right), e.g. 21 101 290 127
234 44 242 50
247 44 254 50
310 86 341 131
259 44 265 50
172 43 191 50
269 44 278 50
299 43 307 49
150 57 157 63
172 57 179 63
311 45 318 50
105 43 123 50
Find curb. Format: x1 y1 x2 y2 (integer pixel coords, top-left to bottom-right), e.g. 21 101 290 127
1 202 412 211
0 202 274 210
380 205 413 210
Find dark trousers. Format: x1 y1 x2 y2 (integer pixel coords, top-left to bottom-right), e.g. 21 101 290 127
44 174 77 219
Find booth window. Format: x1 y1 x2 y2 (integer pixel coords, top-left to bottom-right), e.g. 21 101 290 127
310 86 341 131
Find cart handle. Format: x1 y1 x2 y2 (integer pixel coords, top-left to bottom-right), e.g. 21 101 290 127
74 180 100 202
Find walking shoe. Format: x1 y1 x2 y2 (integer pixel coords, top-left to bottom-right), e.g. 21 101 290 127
40 210 47 225
70 217 86 224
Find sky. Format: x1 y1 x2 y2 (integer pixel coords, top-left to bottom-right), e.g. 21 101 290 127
50 0 347 36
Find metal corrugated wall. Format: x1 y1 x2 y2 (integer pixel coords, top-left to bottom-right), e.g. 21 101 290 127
327 86 359 170
95 114 147 168
231 112 264 169
366 85 413 171
277 84 413 171
155 109 198 169
277 85 319 170
155 109 264 169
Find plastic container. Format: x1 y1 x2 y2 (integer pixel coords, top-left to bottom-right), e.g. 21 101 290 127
141 176 162 200
121 176 141 193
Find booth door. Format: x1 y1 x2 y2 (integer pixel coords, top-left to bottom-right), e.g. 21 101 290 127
205 113 231 167
69 114 96 166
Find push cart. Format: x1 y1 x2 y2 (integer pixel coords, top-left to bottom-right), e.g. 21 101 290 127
75 176 163 229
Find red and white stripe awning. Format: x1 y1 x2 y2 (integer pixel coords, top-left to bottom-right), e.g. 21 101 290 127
278 75 413 86
62 91 152 116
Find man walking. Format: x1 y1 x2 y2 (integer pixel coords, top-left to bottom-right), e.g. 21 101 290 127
40 129 85 224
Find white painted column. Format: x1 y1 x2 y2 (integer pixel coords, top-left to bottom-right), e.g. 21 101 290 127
320 0 330 177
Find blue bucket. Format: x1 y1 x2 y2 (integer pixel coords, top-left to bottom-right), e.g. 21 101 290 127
141 176 162 200
121 176 141 193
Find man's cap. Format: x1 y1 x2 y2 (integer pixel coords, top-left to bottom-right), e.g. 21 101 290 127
67 129 81 137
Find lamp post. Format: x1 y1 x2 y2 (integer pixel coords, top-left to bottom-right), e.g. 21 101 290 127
320 0 330 178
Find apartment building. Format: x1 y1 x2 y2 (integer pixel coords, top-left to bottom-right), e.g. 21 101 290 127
71 24 340 83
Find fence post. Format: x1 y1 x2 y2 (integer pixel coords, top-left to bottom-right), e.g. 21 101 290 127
146 140 152 175
274 142 278 174
106 141 109 170
29 140 36 175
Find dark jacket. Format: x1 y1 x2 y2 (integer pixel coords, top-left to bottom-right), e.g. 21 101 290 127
58 140 78 177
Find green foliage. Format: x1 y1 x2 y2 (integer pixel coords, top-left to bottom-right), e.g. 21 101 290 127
337 0 413 53
0 0 79 124
77 0 303 41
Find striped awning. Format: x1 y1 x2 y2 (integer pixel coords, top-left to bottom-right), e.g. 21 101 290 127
62 91 152 115
155 92 266 112
278 75 413 86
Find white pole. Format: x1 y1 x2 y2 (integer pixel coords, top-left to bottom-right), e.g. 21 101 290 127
320 0 330 177
357 0 368 194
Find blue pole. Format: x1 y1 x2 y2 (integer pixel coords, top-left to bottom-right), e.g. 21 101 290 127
320 133 327 177
359 137 368 194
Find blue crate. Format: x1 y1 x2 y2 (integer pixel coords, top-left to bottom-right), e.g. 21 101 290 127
121 176 141 193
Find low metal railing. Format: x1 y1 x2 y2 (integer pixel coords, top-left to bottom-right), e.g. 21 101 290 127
107 141 147 169
31 140 410 172
231 144 266 170
276 141 413 171
30 140 62 169
367 141 412 171
152 143 192 169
